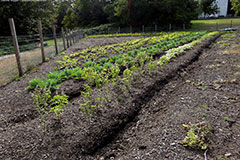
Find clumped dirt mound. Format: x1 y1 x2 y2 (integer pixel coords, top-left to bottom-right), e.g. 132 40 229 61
0 33 239 160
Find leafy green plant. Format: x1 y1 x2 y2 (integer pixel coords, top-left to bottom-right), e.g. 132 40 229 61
224 117 229 121
80 84 97 117
200 105 208 109
56 56 78 69
181 121 210 150
148 61 158 75
31 85 51 134
49 92 69 119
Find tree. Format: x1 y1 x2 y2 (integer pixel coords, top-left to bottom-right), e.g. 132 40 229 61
198 0 219 17
62 8 78 29
230 0 240 16
0 1 56 36
56 1 71 30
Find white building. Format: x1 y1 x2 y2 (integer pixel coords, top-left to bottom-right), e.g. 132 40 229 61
216 0 229 17
199 0 229 18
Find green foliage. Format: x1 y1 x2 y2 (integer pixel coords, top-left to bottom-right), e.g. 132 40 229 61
0 1 56 36
197 0 219 17
80 84 96 117
49 92 69 119
31 86 52 133
231 0 240 16
181 121 210 150
200 105 208 109
224 117 229 121
56 56 78 69
27 78 60 91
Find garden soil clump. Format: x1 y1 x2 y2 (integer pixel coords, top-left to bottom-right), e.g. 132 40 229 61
0 33 240 160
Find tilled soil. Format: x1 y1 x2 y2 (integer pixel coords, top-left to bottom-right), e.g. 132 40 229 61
0 34 239 160
93 34 240 160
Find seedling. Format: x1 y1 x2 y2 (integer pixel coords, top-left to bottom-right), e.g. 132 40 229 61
181 121 210 150
49 91 69 119
31 85 51 134
200 105 208 109
224 117 229 121
202 113 207 117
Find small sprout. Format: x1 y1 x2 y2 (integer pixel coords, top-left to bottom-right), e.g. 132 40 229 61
186 80 191 83
200 105 208 109
117 97 121 102
202 113 206 117
197 85 208 90
181 121 210 150
224 117 229 121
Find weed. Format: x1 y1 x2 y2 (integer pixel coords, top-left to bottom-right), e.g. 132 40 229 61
181 121 210 150
117 96 121 102
224 117 229 121
200 105 208 109
31 85 51 134
49 91 68 119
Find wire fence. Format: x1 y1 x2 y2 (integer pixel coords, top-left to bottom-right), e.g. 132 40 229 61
0 19 84 86
0 19 239 86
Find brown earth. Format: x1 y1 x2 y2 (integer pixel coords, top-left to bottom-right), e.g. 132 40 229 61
0 33 239 160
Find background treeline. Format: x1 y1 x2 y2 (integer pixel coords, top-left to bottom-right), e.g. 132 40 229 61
0 0 239 36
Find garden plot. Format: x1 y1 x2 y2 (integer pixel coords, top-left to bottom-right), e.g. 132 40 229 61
1 31 239 160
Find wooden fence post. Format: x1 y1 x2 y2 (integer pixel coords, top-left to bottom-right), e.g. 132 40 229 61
216 22 218 31
53 25 58 54
65 28 69 48
130 26 132 33
155 24 157 32
9 18 23 76
72 30 75 44
118 27 121 33
169 24 172 32
183 24 186 30
38 20 45 63
142 25 145 33
67 29 72 46
61 27 66 50
230 20 233 28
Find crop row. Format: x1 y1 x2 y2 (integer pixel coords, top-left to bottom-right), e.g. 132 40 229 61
87 32 167 38
58 32 192 69
28 31 207 91
28 31 219 127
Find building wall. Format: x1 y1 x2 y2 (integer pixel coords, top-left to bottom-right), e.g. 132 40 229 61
216 0 229 16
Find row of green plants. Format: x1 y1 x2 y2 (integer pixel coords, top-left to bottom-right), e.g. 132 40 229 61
87 32 166 38
28 31 207 92
58 32 192 70
27 31 219 132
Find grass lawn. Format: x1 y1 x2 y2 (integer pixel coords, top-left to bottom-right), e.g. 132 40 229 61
191 18 240 31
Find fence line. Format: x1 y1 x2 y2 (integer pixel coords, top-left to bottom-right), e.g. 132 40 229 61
0 18 238 81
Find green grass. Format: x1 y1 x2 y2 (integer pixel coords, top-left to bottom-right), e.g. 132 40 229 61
191 18 240 31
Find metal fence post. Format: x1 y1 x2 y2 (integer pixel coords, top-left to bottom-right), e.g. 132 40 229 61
9 18 23 76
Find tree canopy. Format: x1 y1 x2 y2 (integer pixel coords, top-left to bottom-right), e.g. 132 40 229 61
231 0 240 16
0 0 227 36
